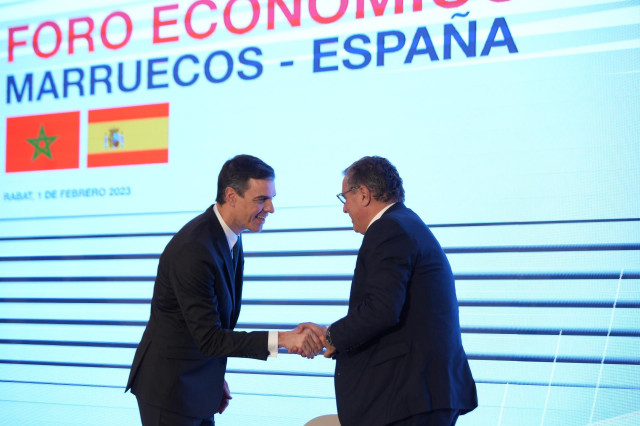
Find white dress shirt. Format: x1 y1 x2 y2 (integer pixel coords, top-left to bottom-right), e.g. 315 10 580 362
366 202 396 231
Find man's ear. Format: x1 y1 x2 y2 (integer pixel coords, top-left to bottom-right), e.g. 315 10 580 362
225 187 237 207
359 185 372 207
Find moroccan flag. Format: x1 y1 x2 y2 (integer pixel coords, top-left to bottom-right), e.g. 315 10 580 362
6 111 80 173
87 103 169 167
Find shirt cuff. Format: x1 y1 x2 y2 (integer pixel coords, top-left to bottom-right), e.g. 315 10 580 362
268 330 278 358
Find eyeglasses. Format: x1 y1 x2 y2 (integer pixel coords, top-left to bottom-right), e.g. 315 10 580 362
336 186 360 204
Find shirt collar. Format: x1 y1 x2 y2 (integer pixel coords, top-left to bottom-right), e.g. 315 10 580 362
367 202 395 231
213 204 239 251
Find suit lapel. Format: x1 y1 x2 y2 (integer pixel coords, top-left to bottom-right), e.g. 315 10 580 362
208 207 236 309
207 206 245 326
213 230 235 285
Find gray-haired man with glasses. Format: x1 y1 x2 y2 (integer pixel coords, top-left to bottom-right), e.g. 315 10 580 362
300 156 477 426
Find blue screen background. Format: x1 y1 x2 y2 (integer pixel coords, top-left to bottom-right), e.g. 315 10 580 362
1 1 638 424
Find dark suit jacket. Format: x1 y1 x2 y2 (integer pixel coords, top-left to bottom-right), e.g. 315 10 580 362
330 203 477 426
125 205 269 419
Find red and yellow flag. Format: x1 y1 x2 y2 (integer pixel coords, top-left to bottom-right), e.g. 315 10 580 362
6 111 80 173
87 103 169 168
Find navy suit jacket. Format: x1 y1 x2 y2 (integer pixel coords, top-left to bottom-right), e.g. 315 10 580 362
330 203 477 426
125 205 269 419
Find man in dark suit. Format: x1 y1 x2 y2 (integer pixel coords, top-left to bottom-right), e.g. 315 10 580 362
126 155 322 425
303 156 477 426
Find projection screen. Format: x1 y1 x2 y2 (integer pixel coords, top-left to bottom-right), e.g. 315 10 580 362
1 0 639 424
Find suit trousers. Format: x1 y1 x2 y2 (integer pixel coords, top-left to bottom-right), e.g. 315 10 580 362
136 396 215 426
388 409 460 426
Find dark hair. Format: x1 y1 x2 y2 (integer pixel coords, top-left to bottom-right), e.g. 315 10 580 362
344 156 404 203
216 155 275 204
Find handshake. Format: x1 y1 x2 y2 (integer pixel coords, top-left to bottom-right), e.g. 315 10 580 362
278 322 336 359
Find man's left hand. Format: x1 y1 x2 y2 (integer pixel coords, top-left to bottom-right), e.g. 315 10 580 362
217 380 232 414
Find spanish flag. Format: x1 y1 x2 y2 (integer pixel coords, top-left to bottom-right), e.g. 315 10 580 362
6 111 80 173
87 103 169 168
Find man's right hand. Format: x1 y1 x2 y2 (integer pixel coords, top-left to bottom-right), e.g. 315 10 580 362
297 323 337 358
277 326 323 358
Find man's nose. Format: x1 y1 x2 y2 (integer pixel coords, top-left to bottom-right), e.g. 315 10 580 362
343 204 348 214
265 199 275 213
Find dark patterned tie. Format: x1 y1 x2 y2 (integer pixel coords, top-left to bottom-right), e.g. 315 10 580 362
232 238 240 272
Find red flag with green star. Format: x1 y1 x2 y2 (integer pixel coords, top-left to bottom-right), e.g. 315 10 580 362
6 111 80 173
